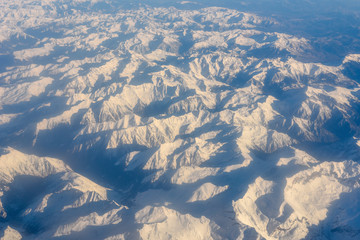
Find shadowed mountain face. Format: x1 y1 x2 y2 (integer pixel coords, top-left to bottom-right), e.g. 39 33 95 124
0 0 360 239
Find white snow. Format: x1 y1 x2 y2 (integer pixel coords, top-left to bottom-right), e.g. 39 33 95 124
0 77 53 106
135 206 218 240
54 207 125 237
0 147 69 183
188 182 228 202
0 114 19 125
233 161 360 240
0 226 22 240
171 166 220 184
13 43 54 61
284 161 360 225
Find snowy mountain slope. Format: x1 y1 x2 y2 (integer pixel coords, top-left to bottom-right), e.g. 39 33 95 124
135 206 221 240
0 0 360 239
0 148 126 239
233 161 360 240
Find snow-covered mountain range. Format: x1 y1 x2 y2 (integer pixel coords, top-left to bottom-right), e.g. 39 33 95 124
1 0 360 239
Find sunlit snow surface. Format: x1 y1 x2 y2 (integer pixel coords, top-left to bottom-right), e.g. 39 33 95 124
1 0 360 239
